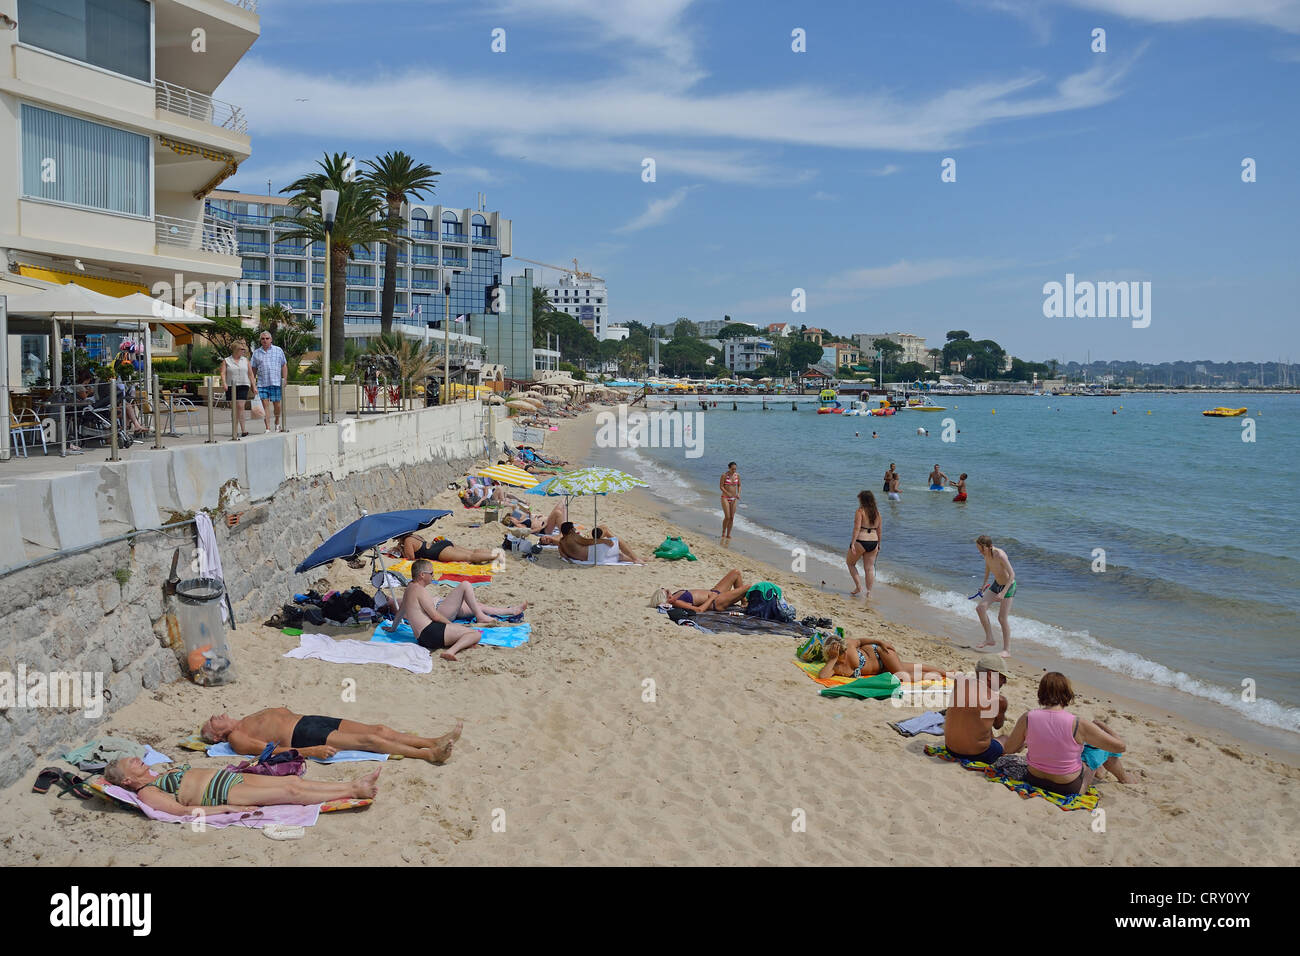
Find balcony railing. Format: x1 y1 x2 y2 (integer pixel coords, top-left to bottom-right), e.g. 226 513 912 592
227 0 260 12
411 254 438 265
155 80 248 134
441 232 468 243
472 233 496 246
243 268 269 280
274 244 306 257
156 214 238 256
443 256 468 267
274 272 307 283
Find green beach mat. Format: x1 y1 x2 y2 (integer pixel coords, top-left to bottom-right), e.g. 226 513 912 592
819 673 901 700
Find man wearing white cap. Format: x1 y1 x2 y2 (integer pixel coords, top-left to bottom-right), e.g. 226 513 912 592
944 654 1011 762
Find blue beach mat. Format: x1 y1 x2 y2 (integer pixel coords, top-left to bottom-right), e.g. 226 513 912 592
204 741 389 763
372 619 531 649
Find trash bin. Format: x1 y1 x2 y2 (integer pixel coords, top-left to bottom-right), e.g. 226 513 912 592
174 577 236 686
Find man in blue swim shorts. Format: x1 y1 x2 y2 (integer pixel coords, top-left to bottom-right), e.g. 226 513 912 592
250 330 288 432
928 464 949 490
945 654 1011 762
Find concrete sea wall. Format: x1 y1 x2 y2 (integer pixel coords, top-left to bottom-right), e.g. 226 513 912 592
0 404 502 787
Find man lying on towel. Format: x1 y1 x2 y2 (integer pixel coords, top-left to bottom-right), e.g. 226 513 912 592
201 707 462 763
557 522 644 565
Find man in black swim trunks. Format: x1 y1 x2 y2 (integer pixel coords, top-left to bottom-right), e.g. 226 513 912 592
200 707 462 763
399 533 503 564
395 559 485 661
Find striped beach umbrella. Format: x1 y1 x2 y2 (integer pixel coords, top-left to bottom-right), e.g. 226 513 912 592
477 463 539 488
545 467 647 527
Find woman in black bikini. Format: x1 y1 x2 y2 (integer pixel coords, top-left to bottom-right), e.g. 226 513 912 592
817 635 950 683
846 490 882 597
399 534 500 564
666 569 748 612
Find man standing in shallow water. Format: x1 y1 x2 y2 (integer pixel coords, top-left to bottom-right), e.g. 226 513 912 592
973 534 1016 658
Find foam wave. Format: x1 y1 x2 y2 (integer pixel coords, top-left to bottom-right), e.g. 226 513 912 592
730 515 896 585
918 588 1300 734
614 446 701 502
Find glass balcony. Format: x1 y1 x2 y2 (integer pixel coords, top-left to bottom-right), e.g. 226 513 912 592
441 231 468 243
411 254 438 265
274 272 307 283
351 246 375 260
472 232 496 246
443 256 468 267
274 243 306 257
243 268 269 280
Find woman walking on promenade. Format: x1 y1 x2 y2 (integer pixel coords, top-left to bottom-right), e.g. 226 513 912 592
719 461 741 539
847 490 882 597
221 340 256 437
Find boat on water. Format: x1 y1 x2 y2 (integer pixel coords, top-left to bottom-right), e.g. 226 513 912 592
816 388 843 414
1203 407 1247 417
869 397 896 416
842 399 871 417
899 395 947 411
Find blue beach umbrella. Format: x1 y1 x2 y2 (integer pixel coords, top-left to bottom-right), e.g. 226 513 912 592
295 509 450 573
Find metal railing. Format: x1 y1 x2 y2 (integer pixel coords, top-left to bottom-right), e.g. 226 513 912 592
155 80 248 134
227 0 259 12
156 214 239 256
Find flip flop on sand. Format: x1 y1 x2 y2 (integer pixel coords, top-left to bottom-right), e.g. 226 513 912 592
55 772 93 800
32 767 62 794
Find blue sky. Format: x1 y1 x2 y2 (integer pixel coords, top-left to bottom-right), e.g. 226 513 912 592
218 0 1300 363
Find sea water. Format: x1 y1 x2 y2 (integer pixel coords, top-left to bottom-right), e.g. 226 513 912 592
594 394 1300 740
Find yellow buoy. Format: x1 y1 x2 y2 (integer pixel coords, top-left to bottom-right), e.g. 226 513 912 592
991 409 996 414
1146 410 1151 415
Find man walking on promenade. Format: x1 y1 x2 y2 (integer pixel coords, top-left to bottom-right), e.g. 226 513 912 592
251 330 289 432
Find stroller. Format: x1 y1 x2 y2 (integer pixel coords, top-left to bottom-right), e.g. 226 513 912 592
76 382 135 449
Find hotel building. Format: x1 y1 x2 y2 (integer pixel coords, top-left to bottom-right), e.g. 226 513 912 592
538 272 608 338
205 190 539 380
1 0 260 374
855 332 929 365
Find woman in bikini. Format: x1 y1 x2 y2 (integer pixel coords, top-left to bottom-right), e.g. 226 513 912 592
719 462 741 539
846 490 882 597
104 757 381 815
502 500 568 536
817 635 950 684
398 533 500 564
666 570 748 612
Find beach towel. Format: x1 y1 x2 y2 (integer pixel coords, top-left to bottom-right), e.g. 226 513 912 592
205 741 389 763
794 660 954 692
670 609 812 638
820 673 902 700
372 619 531 649
92 780 322 829
923 745 1101 811
386 559 497 579
63 738 147 765
194 512 230 624
889 711 946 737
283 632 432 674
562 539 635 565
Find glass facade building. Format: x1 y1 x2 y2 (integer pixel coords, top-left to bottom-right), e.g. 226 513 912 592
205 192 537 379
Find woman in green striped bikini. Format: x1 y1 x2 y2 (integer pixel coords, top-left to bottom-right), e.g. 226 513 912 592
104 757 380 815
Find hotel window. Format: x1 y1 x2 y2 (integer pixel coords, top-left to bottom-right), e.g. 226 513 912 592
21 104 149 217
18 0 151 82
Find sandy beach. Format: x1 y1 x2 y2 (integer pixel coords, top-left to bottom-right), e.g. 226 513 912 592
3 409 1297 867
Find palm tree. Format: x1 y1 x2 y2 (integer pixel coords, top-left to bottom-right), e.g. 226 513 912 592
360 152 441 337
367 333 441 407
258 302 295 336
276 153 394 366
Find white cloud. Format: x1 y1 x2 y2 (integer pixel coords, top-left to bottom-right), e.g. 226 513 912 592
990 0 1300 32
811 191 839 201
834 258 1016 290
866 164 902 177
615 186 692 232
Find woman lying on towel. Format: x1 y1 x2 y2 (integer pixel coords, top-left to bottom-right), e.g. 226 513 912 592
398 533 502 564
557 522 644 564
502 500 568 536
104 758 381 815
818 636 951 684
667 569 750 611
462 477 523 509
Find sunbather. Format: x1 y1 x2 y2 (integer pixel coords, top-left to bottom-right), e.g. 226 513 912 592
818 635 951 683
104 757 381 814
461 477 521 508
667 570 748 611
557 522 644 564
398 533 502 564
200 708 463 763
503 500 568 535
396 559 483 661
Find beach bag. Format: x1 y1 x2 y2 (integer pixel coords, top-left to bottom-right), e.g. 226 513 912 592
667 607 696 624
776 599 797 623
653 536 697 561
228 745 306 777
797 632 826 663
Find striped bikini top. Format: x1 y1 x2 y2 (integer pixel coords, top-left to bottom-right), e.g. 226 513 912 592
147 764 190 794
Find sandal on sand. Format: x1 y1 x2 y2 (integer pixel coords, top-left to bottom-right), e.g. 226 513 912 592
55 772 93 800
32 767 62 794
262 824 305 841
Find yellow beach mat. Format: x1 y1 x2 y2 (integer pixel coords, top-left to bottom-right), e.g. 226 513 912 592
793 660 953 691
923 745 1101 811
385 559 498 579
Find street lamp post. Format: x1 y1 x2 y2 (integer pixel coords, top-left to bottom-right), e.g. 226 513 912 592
319 189 339 424
443 280 451 405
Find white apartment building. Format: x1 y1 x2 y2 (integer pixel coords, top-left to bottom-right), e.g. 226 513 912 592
540 272 608 337
856 332 929 365
1 0 259 367
724 336 774 373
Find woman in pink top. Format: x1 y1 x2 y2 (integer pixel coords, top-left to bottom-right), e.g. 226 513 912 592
1002 672 1126 796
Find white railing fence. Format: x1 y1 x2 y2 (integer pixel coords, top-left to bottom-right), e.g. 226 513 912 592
155 80 248 135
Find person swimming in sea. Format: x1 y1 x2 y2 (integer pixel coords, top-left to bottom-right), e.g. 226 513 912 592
929 464 949 491
953 473 968 502
888 471 902 502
